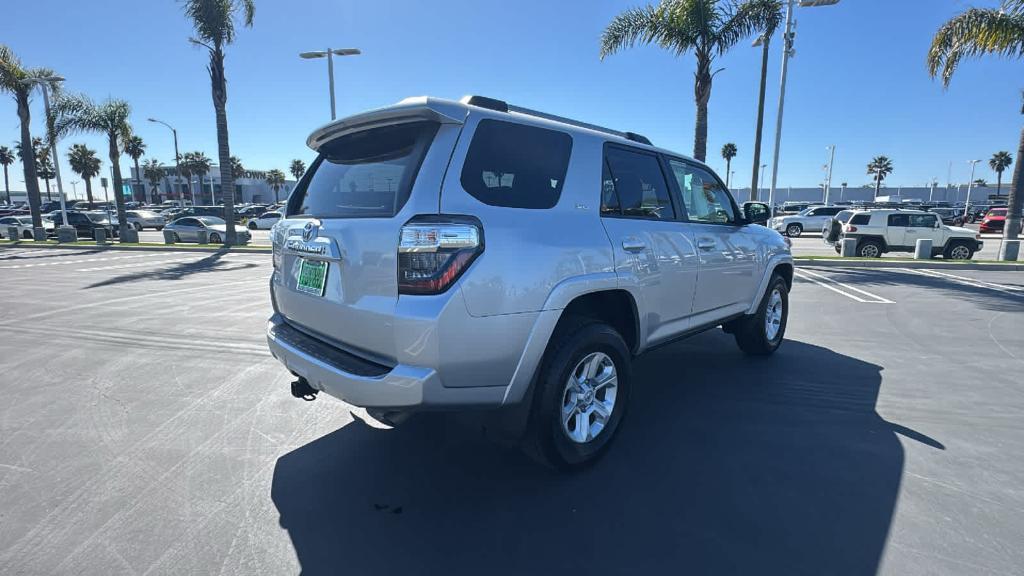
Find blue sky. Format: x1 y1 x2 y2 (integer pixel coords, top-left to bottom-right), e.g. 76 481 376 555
0 0 1019 197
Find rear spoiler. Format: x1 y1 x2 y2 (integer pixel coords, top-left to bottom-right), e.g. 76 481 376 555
306 96 466 151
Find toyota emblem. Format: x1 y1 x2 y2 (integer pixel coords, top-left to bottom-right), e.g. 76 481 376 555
302 221 318 242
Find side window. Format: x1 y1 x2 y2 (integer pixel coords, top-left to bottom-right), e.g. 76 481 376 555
603 147 675 220
177 218 197 227
460 119 572 209
0 217 12 225
887 214 909 227
850 213 871 225
668 160 736 224
909 214 937 227
266 212 281 220
69 213 88 224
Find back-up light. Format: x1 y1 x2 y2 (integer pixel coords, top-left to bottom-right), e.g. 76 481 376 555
398 221 482 294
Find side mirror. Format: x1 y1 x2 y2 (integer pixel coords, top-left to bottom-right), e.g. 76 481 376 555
934 220 941 229
744 204 770 225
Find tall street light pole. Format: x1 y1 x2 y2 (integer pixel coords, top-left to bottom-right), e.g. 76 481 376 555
300 48 361 120
148 118 183 205
963 159 981 220
24 76 71 233
824 144 836 205
767 0 841 212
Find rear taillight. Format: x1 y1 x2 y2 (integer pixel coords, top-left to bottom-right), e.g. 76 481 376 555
845 225 857 232
398 221 482 295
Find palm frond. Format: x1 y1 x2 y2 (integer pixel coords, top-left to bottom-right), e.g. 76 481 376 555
928 8 1024 86
600 4 671 59
720 0 783 53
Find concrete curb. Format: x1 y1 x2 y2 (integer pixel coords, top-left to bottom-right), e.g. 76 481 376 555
795 258 1024 271
0 241 272 254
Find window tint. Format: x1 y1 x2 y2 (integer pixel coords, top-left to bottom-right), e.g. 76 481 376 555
603 147 674 220
745 202 770 221
888 214 909 227
668 160 736 224
176 218 199 227
0 217 13 225
850 213 871 225
293 121 439 218
460 120 572 209
909 214 937 227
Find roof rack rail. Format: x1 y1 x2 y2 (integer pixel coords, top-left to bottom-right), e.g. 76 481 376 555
459 95 653 146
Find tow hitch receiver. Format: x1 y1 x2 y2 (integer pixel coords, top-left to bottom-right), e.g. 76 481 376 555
291 377 319 401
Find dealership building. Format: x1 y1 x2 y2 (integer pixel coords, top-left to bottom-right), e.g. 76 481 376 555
127 165 298 205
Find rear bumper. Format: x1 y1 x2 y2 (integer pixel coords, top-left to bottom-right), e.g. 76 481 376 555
266 313 506 409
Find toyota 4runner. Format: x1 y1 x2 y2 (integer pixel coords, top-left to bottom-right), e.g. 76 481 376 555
266 96 794 468
824 209 983 259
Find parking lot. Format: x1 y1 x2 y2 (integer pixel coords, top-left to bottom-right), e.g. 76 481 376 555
0 246 1022 575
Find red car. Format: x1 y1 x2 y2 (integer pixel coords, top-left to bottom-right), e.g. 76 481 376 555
979 208 1023 234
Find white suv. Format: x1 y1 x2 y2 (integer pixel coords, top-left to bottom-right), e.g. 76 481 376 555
769 206 847 237
826 209 982 259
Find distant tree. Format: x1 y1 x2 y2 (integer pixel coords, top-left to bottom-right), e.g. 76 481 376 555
123 134 146 202
721 143 738 187
747 0 783 200
265 168 286 202
989 151 1013 196
0 145 13 204
289 158 306 182
929 0 1024 239
866 156 894 199
36 148 55 201
229 156 245 179
52 93 134 238
600 0 773 162
180 151 212 203
142 158 164 203
973 179 988 188
180 0 255 244
67 143 101 205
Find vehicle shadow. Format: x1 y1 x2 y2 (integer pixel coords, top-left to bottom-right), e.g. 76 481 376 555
84 249 258 289
0 247 105 261
272 333 934 576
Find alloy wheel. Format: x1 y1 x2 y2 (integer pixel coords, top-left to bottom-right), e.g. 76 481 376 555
561 352 618 444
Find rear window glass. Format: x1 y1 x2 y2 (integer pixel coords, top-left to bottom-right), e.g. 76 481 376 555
292 121 439 218
460 119 572 209
850 213 871 225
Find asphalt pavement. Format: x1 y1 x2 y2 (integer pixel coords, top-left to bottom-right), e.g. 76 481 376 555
1 247 1022 575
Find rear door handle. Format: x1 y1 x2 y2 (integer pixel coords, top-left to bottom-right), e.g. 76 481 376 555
621 238 647 252
697 238 716 251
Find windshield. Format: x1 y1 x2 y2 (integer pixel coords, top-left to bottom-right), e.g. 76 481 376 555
85 212 110 223
291 121 440 219
988 209 1007 216
198 216 225 226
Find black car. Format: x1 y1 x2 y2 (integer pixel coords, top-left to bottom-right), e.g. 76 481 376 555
50 211 118 239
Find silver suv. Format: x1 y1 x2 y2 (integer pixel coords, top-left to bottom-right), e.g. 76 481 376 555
266 96 794 468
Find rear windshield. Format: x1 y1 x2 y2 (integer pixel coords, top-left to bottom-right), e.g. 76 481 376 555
291 121 439 218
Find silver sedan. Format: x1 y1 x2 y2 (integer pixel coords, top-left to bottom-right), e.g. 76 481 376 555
164 216 252 244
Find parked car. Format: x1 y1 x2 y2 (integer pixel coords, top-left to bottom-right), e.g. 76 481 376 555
265 95 794 468
768 205 847 237
826 209 982 258
124 210 166 231
979 207 1023 234
164 216 251 244
49 210 118 239
247 210 282 229
926 207 963 226
0 215 54 239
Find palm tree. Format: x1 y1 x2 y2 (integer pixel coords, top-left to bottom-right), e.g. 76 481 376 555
289 159 306 182
990 151 1013 197
229 156 245 178
180 151 212 204
67 143 101 205
36 149 55 201
181 0 255 244
721 143 737 187
748 0 783 200
929 1 1024 240
265 168 286 202
142 158 165 202
866 156 894 199
600 0 771 162
0 145 13 204
123 134 146 202
0 45 60 230
52 93 134 238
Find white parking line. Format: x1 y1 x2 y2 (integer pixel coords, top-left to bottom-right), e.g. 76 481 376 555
896 268 1024 298
794 268 895 304
0 253 154 269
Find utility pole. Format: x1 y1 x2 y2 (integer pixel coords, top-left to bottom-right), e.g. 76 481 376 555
963 160 981 219
824 145 836 205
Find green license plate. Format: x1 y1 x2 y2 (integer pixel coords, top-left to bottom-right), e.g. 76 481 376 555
296 258 328 296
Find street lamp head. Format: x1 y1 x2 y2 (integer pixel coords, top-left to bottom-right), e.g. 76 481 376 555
299 51 327 59
799 0 840 7
331 48 361 56
21 75 65 86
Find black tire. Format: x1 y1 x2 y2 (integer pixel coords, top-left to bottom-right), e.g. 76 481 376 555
156 226 163 231
785 223 803 238
22 230 32 240
734 275 789 356
209 232 222 244
857 239 883 258
133 222 143 231
523 320 632 470
944 241 974 260
171 232 180 243
247 221 258 230
834 243 842 255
